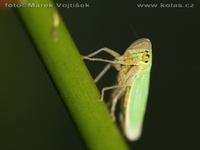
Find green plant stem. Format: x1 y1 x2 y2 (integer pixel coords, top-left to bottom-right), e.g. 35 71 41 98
17 0 129 149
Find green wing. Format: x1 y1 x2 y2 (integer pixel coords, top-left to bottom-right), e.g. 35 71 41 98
120 67 151 141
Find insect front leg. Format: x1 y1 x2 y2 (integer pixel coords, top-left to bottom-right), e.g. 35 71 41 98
84 47 120 58
81 48 121 64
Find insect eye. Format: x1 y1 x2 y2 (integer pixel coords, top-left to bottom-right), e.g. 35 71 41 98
142 51 150 63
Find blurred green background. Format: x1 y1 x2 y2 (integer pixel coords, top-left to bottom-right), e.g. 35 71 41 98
0 0 200 149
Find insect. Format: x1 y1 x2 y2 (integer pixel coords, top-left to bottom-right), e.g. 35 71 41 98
82 38 152 141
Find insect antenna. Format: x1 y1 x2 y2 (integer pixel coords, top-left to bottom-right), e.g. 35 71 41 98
129 24 139 39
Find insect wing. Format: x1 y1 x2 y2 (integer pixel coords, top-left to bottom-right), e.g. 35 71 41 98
120 68 151 141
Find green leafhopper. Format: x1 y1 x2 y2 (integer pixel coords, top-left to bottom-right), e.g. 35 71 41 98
82 38 152 141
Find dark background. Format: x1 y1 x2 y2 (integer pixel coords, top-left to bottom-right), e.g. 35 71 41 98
0 0 200 149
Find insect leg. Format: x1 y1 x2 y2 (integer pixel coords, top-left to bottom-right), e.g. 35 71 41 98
94 64 111 83
100 85 123 101
81 47 122 64
100 85 123 120
85 47 120 58
110 87 125 121
81 56 117 64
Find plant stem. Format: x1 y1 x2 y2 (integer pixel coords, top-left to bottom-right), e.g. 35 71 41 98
17 0 129 149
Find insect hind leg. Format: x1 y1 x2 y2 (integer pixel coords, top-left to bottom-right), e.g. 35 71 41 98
110 87 125 121
100 85 123 101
